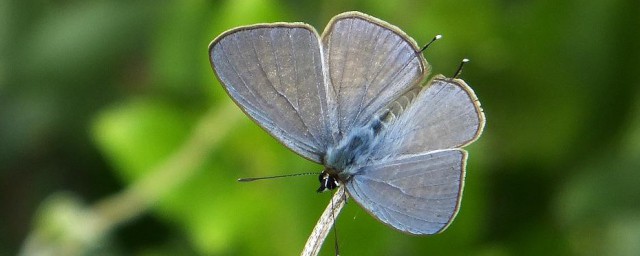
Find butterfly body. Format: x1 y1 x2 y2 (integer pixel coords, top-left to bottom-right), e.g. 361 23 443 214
322 94 413 190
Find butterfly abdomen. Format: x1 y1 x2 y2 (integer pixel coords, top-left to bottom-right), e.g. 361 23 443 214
376 86 421 130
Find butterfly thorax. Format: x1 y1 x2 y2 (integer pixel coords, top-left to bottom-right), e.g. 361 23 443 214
318 125 377 192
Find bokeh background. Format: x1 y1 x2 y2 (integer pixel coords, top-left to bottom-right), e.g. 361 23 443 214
2 0 640 255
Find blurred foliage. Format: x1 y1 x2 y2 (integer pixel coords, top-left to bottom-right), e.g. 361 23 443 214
2 0 640 255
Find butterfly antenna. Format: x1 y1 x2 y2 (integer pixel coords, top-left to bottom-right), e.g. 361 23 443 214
237 172 320 182
453 58 470 79
418 34 443 53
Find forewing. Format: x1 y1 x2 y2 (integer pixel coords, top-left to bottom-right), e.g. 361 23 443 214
346 149 466 234
374 75 485 157
321 11 428 138
209 24 335 163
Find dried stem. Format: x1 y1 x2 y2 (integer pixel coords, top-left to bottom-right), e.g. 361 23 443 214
91 102 242 230
19 102 243 256
301 186 348 256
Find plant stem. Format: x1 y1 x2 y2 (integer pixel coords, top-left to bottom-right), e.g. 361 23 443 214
301 186 348 256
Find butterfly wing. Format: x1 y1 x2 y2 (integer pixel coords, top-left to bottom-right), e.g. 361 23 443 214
375 75 485 157
346 149 467 234
320 11 429 138
209 24 336 163
345 76 485 234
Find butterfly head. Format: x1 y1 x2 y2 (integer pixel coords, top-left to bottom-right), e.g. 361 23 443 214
317 169 341 193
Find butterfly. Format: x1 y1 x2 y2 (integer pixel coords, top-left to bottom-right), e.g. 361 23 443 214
208 11 485 235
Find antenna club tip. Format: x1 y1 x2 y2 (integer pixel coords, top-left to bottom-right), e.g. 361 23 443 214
462 58 470 63
435 34 443 40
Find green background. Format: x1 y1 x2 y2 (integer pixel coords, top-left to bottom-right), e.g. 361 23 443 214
2 0 640 255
